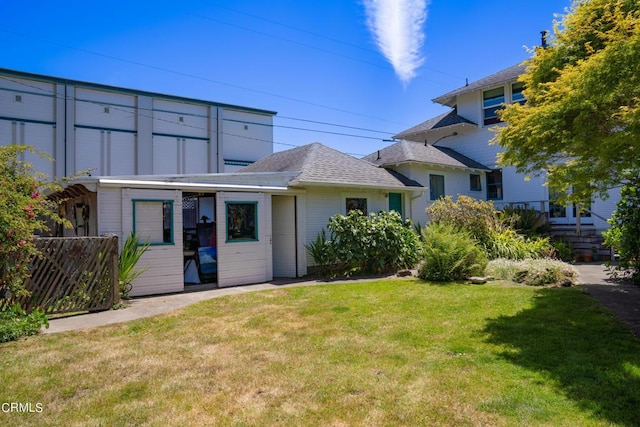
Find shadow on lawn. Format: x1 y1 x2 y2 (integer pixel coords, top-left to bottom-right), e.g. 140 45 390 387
483 288 640 426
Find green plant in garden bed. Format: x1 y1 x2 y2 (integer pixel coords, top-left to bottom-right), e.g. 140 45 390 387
485 258 577 286
307 210 420 276
118 232 150 299
418 222 487 281
0 303 48 343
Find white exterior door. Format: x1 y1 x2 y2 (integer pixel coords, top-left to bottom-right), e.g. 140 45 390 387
216 192 272 287
272 195 297 278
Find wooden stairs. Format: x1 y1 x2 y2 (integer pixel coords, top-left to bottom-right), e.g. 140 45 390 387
548 226 613 261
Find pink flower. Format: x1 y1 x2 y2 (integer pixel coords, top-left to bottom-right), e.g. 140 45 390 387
31 191 39 199
18 240 26 247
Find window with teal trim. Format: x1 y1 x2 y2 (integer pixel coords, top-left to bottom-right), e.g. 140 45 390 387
133 200 174 245
226 202 258 242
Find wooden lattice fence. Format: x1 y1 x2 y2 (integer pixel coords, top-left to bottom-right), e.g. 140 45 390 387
3 236 119 315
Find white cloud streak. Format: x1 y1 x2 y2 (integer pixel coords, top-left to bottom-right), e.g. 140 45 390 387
364 0 428 85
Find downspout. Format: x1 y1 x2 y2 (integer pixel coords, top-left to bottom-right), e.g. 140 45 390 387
410 189 426 225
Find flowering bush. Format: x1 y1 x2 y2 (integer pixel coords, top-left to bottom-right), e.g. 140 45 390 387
0 145 68 299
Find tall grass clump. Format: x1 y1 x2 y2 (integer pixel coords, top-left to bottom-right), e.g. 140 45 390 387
418 223 487 281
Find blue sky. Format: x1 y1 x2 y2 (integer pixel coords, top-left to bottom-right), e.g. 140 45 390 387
1 0 570 157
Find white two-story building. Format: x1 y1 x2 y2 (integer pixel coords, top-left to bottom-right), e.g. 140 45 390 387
365 63 620 234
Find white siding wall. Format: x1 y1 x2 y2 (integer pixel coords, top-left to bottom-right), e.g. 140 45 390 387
216 192 272 287
120 188 183 296
0 77 55 123
221 110 273 171
75 88 136 131
152 99 208 139
76 128 136 176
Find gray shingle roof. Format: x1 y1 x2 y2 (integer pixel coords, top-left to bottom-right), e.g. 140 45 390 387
240 142 422 189
433 63 525 107
362 140 490 171
394 109 476 140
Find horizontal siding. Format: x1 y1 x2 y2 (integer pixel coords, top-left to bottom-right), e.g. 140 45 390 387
120 188 184 296
98 187 123 238
216 192 270 287
130 248 183 296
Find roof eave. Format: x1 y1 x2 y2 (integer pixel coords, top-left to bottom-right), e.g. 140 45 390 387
291 180 420 191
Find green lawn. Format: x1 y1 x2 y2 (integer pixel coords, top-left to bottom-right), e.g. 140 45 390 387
1 279 639 426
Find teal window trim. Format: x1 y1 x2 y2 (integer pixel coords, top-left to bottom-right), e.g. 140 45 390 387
225 201 259 243
132 199 175 246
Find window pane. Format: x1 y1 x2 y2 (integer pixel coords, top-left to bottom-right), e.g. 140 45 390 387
226 202 258 241
483 87 505 107
133 200 173 244
346 198 367 214
470 174 482 191
486 170 503 200
429 174 445 200
512 82 525 104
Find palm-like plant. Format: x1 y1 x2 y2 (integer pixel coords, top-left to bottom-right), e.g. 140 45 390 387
119 232 150 299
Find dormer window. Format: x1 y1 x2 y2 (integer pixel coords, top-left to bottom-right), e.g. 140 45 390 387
512 82 526 105
483 87 505 126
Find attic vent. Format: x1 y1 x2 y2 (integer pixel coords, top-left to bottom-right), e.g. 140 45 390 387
14 95 22 102
178 116 184 122
103 107 110 114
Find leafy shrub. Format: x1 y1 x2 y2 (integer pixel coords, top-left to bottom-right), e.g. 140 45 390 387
550 239 574 262
418 223 487 282
307 210 420 276
119 232 150 299
0 303 48 343
603 185 640 283
485 258 577 286
0 145 69 300
427 195 504 246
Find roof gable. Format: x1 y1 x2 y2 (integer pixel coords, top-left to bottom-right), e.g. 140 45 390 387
433 63 525 107
394 109 476 141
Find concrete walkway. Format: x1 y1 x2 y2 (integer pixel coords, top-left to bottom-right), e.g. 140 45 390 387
578 263 640 336
44 265 640 336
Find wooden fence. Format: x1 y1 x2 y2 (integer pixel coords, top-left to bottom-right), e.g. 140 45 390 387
3 236 119 315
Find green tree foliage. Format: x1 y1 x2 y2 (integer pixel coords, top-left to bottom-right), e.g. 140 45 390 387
603 185 640 283
418 223 487 282
306 210 420 276
0 145 68 299
495 0 640 203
